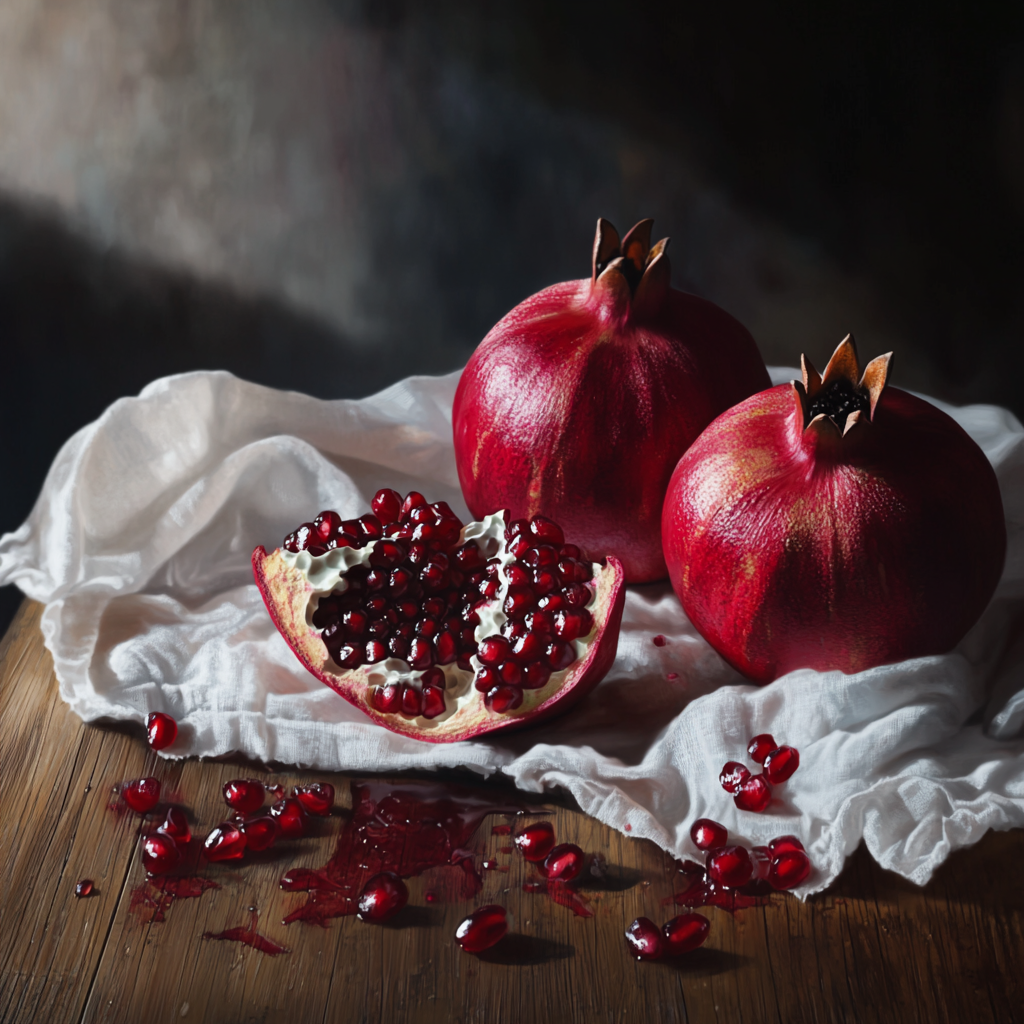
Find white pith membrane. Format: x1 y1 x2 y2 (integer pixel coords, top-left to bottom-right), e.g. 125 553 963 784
275 513 600 730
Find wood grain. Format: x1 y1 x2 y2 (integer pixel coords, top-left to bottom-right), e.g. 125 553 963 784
2 598 1021 1024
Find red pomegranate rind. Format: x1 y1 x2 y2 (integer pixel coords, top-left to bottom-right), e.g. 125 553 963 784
252 543 625 744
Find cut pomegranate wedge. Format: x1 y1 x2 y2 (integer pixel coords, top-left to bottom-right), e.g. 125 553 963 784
253 491 625 742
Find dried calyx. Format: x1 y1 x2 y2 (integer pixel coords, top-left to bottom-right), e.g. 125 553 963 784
590 218 671 316
793 334 893 436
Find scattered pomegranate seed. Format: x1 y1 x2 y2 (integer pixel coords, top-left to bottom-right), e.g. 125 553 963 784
142 833 181 875
750 845 772 880
123 778 161 814
222 779 265 815
769 849 811 890
719 761 751 793
768 835 805 856
157 807 191 843
356 872 409 923
666 672 679 680
269 797 308 838
707 846 754 888
690 818 728 851
455 905 508 953
145 712 178 751
513 821 556 862
540 843 584 882
625 917 663 960
662 913 710 955
294 783 335 816
240 816 280 852
204 823 247 862
652 635 667 647
75 879 94 898
763 745 800 784
747 734 777 764
734 774 772 813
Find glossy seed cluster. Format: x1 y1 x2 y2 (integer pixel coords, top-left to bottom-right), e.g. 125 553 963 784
285 490 596 718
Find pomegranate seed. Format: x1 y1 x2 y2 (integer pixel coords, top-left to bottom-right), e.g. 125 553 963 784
506 563 531 586
559 543 580 559
478 578 499 599
522 662 552 689
357 514 383 539
123 778 161 814
343 610 369 636
475 665 499 692
204 823 247 862
478 636 511 666
513 821 555 862
747 734 777 764
388 635 410 659
506 518 529 538
357 871 409 923
372 488 402 524
541 843 584 881
763 745 800 784
400 491 427 518
416 616 439 638
142 833 181 874
498 660 523 686
751 845 771 880
157 806 191 843
562 582 590 607
503 586 535 619
533 570 559 596
146 712 178 750
372 683 403 713
223 779 265 814
511 633 544 664
652 634 667 647
284 522 315 552
734 774 772 812
625 917 663 960
421 686 447 719
421 666 445 688
769 849 811 890
537 593 565 612
455 905 507 953
707 846 754 888
662 913 710 955
485 685 523 714
370 541 404 568
554 608 592 641
529 515 565 545
509 535 532 559
435 630 458 664
313 510 342 542
269 797 307 838
75 879 94 898
365 639 388 663
407 637 434 670
545 639 575 671
401 684 424 716
690 818 728 851
389 567 414 596
294 783 335 816
719 761 751 793
240 815 280 852
454 544 483 569
768 835 805 856
523 545 559 568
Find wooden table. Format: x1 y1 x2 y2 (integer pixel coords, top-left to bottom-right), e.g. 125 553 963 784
2 599 1022 1024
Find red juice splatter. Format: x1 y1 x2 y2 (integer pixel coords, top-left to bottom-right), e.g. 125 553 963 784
280 780 522 927
661 860 771 914
204 908 289 956
128 840 219 923
522 878 593 918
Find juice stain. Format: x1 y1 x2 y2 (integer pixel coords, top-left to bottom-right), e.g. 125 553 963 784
204 908 289 956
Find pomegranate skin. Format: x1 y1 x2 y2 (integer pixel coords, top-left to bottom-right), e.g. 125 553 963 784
662 363 1006 683
453 220 770 583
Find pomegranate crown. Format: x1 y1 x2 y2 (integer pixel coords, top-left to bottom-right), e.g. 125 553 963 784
793 334 893 437
590 217 671 317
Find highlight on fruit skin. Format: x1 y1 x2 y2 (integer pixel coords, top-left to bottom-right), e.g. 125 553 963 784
662 334 1007 683
253 490 626 743
453 217 770 585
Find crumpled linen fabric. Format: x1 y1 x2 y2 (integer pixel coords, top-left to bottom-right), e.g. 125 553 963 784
1 366 1022 896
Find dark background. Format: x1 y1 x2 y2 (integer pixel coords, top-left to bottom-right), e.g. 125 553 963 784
3 0 1024 632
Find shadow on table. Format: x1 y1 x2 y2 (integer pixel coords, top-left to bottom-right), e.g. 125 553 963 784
478 932 575 965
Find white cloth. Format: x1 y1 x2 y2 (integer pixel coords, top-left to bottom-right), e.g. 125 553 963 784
2 367 1023 895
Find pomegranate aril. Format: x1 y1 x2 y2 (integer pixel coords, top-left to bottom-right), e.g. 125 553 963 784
506 563 531 587
511 633 545 664
123 777 161 814
387 634 410 659
367 569 388 592
370 541 405 568
769 849 811 890
479 578 500 599
625 917 663 960
509 535 532 559
532 570 559 596
690 818 728 851
157 806 191 843
240 815 280 852
529 515 565 545
763 745 800 784
522 662 552 689
337 644 364 669
285 523 315 552
408 638 435 670
204 823 247 862
545 639 575 671
142 833 181 874
751 845 771 880
768 835 805 856
435 630 458 664
523 545 559 568
475 665 499 692
559 543 580 559
662 913 710 955
537 593 565 612
146 712 178 751
223 779 265 815
486 684 523 714
514 821 555 861
455 905 507 953
422 686 447 719
75 879 94 898
707 845 754 888
747 733 777 764
372 488 403 524
495 660 521 686
365 640 388 663
357 514 383 539
719 761 751 793
421 666 446 688
357 871 409 923
454 544 483 570
503 586 535 619
422 596 446 618
295 783 335 816
541 843 584 881
270 797 307 838
401 491 427 518
372 683 403 713
734 774 772 812
401 684 424 717
561 582 591 608
313 510 342 542
478 636 511 666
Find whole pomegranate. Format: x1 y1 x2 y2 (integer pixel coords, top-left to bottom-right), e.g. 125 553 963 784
662 335 1006 682
453 218 770 583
